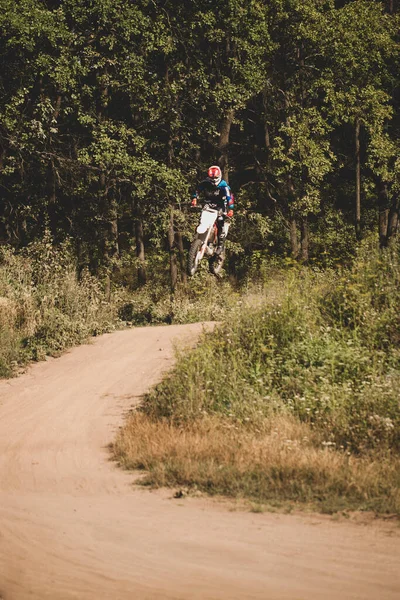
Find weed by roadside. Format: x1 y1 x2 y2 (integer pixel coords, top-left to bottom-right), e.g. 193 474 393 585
0 238 120 377
114 240 400 515
113 413 400 515
0 236 240 377
117 268 240 326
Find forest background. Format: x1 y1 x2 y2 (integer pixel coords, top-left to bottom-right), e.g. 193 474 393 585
1 0 400 512
0 0 398 284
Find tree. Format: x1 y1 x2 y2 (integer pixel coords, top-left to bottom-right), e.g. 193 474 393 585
264 0 336 260
319 0 398 240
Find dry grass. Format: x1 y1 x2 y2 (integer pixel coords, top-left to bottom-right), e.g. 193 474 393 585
113 412 400 515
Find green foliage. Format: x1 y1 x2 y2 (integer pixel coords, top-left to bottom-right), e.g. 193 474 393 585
117 266 240 326
0 0 397 330
142 241 400 454
322 237 400 348
271 108 335 215
1 0 398 268
0 236 120 376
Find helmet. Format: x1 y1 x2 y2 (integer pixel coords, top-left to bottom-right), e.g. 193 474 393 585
207 165 222 186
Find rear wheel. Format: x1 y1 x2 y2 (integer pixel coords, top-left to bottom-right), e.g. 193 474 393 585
187 238 203 276
209 251 225 277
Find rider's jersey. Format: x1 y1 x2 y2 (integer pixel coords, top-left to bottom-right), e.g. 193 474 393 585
192 179 234 213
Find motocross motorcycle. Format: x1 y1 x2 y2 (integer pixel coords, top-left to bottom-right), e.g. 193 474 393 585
187 204 229 277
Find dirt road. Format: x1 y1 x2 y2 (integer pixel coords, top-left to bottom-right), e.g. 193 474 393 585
0 324 399 600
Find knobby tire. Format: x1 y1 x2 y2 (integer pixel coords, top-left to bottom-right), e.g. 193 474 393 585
188 238 203 276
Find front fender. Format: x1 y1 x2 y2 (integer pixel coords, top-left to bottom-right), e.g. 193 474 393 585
196 223 209 234
197 208 218 235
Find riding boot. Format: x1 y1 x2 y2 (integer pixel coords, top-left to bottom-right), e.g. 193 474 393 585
216 241 225 256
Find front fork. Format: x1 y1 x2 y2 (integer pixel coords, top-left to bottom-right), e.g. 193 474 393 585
197 225 217 259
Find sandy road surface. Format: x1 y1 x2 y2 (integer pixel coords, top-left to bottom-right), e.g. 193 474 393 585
0 324 399 600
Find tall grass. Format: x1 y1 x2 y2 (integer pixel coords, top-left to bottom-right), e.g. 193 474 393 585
0 237 242 377
117 266 240 325
114 414 400 514
0 237 120 377
114 239 400 514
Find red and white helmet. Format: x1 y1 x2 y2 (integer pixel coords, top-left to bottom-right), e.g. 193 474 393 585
207 165 222 186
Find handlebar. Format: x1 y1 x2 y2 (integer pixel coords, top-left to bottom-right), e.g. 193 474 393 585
190 203 229 216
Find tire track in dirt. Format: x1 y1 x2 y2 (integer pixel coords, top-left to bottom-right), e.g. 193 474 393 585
0 323 399 600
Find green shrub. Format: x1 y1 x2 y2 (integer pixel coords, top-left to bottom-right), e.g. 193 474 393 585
0 237 120 376
142 242 400 454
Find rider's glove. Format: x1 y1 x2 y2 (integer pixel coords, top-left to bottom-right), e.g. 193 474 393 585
227 210 234 218
191 198 197 207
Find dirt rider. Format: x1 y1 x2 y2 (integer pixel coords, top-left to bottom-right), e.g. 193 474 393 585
191 165 234 255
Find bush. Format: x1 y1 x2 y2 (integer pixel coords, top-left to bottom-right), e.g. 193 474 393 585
141 242 400 454
0 237 120 376
115 243 400 513
117 268 240 326
321 238 400 350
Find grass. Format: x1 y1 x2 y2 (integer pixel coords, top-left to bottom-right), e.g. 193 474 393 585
2 232 399 516
0 237 121 377
0 235 242 377
113 238 400 516
113 413 400 514
117 263 240 325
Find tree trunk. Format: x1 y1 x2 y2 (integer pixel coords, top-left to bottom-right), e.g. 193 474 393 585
135 218 147 286
355 118 362 240
262 87 271 152
166 134 179 290
387 196 399 243
98 72 117 266
99 174 107 264
168 208 178 292
377 179 389 247
76 236 84 281
47 94 62 236
175 231 187 285
0 146 5 172
300 217 309 263
218 108 235 182
52 93 62 123
286 170 299 258
167 136 174 167
48 162 57 235
103 195 119 301
386 0 394 14
379 208 389 248
108 195 119 259
264 123 270 152
290 216 299 258
164 65 181 290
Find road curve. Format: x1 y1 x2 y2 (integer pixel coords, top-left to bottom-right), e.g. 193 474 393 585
0 324 399 600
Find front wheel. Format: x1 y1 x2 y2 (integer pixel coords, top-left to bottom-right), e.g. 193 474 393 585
187 238 204 276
